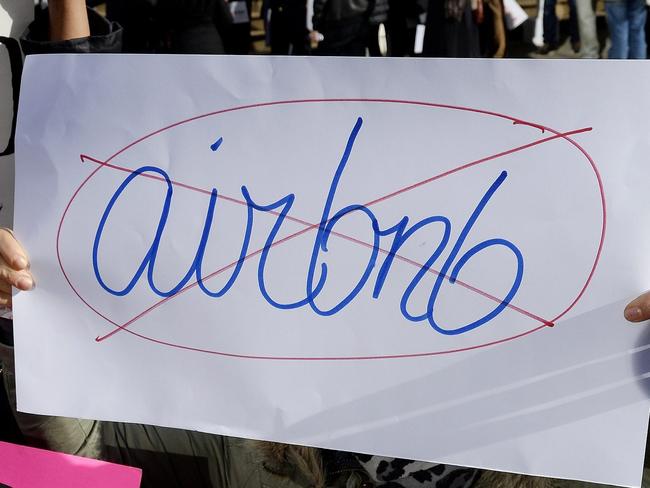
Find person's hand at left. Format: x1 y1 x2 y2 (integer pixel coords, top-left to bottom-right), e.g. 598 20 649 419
0 229 35 310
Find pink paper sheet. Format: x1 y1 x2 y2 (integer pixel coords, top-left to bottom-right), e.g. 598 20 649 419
0 441 141 488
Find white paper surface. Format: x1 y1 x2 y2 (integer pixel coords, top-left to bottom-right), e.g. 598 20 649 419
14 55 650 487
503 0 528 30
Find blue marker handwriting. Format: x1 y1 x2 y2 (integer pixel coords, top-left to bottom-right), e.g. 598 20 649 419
93 117 523 335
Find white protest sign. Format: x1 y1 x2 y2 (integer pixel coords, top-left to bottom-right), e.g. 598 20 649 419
14 55 650 487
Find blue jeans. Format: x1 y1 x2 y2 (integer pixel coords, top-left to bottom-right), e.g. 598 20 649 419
606 0 647 58
544 0 580 46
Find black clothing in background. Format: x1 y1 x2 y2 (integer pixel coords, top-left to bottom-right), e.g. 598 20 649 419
422 0 479 57
0 320 21 444
105 0 232 54
105 0 157 52
313 0 371 55
0 374 22 444
316 15 369 55
312 0 371 29
268 0 309 55
385 0 426 56
222 0 253 54
367 0 389 56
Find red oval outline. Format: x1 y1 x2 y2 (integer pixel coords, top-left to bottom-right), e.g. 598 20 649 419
57 99 606 360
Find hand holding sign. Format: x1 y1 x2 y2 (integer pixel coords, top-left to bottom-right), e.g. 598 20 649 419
624 291 650 322
0 229 33 310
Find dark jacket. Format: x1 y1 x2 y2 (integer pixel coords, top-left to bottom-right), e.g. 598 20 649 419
422 0 479 57
312 0 371 31
369 0 389 24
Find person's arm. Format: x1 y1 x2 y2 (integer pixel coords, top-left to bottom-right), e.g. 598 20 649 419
48 0 90 42
21 1 122 55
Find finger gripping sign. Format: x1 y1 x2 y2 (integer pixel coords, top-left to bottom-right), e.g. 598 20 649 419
14 56 650 487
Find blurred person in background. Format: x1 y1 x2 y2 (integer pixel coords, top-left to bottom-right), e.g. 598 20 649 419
605 0 647 58
575 0 600 58
157 0 231 54
422 0 480 57
480 0 507 57
222 0 254 53
534 0 580 55
266 0 310 54
311 0 372 55
105 0 232 54
104 0 157 52
385 0 428 56
367 0 389 56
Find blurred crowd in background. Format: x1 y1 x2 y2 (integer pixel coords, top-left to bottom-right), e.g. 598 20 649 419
81 0 649 61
